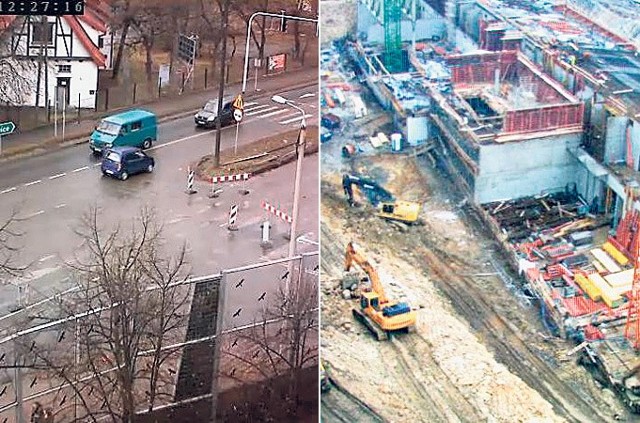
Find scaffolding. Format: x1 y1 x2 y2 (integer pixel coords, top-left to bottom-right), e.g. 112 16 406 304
384 0 403 73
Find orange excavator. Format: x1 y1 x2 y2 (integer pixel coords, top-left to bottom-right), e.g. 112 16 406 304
344 242 417 340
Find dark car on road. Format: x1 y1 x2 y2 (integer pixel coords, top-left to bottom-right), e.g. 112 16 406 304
101 147 154 181
194 98 234 129
321 113 341 130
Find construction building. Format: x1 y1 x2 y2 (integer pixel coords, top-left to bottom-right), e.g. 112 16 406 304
328 0 640 414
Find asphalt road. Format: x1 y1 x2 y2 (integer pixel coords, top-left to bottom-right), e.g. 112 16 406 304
0 84 319 315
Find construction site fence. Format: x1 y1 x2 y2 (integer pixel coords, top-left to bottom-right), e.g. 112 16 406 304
0 252 319 423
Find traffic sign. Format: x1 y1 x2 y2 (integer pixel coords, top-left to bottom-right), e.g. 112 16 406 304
0 121 15 136
233 94 244 111
233 109 243 123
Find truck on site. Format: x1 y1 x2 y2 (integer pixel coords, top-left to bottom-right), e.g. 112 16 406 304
342 173 421 224
344 242 417 340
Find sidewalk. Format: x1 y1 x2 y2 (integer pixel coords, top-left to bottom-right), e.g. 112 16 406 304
0 66 318 161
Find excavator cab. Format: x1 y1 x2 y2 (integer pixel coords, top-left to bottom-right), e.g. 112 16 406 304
360 292 380 311
377 201 421 224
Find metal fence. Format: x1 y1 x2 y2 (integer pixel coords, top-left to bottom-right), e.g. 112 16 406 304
0 252 318 423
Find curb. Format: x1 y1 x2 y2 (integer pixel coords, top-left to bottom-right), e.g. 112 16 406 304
0 76 317 163
197 135 319 183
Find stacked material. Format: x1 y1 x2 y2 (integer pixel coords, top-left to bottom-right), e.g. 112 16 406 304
590 248 622 274
603 241 630 266
588 272 624 308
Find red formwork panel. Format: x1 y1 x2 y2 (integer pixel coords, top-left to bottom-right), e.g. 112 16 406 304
503 103 584 134
563 296 609 317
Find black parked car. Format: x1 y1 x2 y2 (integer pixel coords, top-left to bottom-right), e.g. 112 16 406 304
194 98 234 129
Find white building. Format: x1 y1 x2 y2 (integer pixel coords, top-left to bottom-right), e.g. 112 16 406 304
0 1 111 109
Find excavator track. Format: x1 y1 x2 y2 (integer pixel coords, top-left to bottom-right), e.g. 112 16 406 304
352 307 387 341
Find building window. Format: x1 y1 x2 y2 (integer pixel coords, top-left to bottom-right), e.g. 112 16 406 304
31 23 55 46
58 64 71 73
98 36 104 48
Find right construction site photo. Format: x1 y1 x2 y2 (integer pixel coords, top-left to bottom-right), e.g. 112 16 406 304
319 0 640 421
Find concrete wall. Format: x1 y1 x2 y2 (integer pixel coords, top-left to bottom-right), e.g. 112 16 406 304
475 133 582 203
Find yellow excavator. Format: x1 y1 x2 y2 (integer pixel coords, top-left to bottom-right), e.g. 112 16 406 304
342 174 421 224
344 242 416 340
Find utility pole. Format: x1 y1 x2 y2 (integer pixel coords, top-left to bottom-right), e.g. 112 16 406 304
213 0 231 168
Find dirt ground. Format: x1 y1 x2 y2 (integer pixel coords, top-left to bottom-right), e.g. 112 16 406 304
196 126 318 178
320 1 358 46
320 103 625 421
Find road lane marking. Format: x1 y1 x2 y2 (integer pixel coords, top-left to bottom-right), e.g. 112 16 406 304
72 166 89 173
246 106 278 116
49 173 66 180
39 255 56 262
244 101 258 107
55 203 66 209
147 131 210 151
300 93 315 99
20 210 45 220
1 187 16 194
279 114 313 124
24 180 41 187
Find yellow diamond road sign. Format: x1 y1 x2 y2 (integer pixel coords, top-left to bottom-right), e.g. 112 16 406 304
233 94 244 110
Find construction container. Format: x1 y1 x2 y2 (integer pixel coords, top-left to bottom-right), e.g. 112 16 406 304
590 248 622 274
576 273 602 302
569 231 593 247
588 272 623 309
391 134 403 152
602 241 629 266
604 269 634 288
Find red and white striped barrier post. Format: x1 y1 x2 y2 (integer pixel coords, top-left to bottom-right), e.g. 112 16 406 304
208 173 251 197
228 204 239 231
261 200 293 223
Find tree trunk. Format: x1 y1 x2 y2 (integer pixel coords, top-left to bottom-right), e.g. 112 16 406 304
293 20 300 60
112 20 131 80
144 39 153 82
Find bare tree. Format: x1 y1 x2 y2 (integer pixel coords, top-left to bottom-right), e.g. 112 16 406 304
0 211 25 282
22 207 191 422
0 19 37 106
222 267 319 420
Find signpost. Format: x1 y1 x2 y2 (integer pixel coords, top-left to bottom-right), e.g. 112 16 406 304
0 121 16 156
177 33 198 93
232 94 244 155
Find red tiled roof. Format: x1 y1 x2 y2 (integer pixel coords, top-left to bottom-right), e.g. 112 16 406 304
79 8 108 33
64 16 106 68
0 16 16 30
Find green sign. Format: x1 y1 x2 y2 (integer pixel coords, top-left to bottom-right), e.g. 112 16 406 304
0 122 15 136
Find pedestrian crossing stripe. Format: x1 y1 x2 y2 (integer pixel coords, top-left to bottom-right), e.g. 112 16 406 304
244 104 272 113
246 106 278 116
258 109 289 119
279 114 312 125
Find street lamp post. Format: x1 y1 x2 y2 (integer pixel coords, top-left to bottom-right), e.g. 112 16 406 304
271 95 306 291
242 12 318 94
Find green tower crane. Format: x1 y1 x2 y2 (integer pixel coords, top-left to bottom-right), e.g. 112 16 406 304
384 0 403 73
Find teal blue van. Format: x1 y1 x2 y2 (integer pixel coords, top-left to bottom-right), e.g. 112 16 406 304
89 109 157 154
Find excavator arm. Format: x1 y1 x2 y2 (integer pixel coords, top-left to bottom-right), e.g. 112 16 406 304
342 174 394 207
344 242 388 304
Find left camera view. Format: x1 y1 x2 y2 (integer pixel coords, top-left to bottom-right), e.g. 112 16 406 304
0 0 319 422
